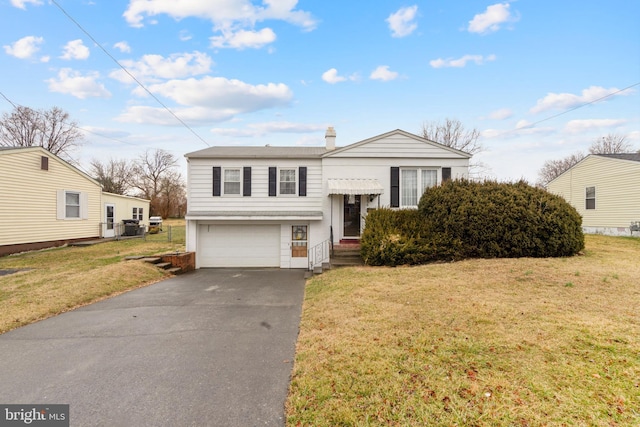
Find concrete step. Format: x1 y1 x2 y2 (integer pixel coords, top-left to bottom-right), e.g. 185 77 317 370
331 257 364 267
166 267 182 275
141 257 162 264
155 262 172 270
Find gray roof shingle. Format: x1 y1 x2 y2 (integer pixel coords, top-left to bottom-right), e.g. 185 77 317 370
185 146 330 159
595 153 640 162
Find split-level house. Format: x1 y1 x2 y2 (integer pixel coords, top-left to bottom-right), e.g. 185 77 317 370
547 153 640 236
0 146 149 256
185 128 471 269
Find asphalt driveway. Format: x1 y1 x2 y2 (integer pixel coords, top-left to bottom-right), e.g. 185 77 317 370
0 268 306 426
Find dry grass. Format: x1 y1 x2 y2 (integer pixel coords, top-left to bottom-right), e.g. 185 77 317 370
287 235 640 426
0 218 185 334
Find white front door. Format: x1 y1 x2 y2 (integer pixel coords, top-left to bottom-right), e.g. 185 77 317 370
104 204 115 238
290 225 308 269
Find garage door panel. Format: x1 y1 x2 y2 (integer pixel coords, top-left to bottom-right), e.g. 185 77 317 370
198 224 280 267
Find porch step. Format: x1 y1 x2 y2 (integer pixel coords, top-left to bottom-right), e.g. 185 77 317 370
141 257 162 264
166 267 183 275
155 262 172 270
331 243 364 267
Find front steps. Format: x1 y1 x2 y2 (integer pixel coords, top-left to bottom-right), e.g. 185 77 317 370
125 252 195 275
308 240 364 276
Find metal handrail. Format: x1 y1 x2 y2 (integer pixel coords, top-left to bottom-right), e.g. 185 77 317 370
308 239 331 271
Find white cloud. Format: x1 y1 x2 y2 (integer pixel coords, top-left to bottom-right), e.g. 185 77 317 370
370 65 399 82
430 54 496 68
321 68 358 84
386 5 418 38
179 30 193 41
468 3 517 34
123 0 317 38
114 41 131 53
3 35 44 59
110 51 213 83
530 86 633 114
487 108 513 120
210 28 276 49
117 76 293 125
60 39 90 60
10 0 42 9
47 68 111 99
210 122 326 137
322 68 346 84
564 119 626 133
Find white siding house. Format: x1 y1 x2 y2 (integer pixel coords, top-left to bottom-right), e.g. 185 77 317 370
547 153 640 236
185 128 471 269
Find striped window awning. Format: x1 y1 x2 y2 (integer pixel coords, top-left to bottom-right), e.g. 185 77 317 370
327 179 384 195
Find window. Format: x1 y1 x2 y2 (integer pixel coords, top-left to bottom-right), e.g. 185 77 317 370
586 186 595 210
280 169 296 195
400 168 438 207
223 168 241 195
132 207 144 220
66 192 80 218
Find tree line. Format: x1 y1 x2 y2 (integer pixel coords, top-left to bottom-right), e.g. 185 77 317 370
0 105 185 218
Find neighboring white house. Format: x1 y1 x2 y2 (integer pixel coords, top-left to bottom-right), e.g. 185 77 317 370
0 146 149 256
547 153 640 236
185 128 471 269
101 192 150 238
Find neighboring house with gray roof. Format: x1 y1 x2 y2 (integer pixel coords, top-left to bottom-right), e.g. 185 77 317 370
184 128 471 269
547 153 640 236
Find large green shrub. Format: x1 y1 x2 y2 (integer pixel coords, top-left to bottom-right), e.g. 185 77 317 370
360 180 584 266
418 180 584 259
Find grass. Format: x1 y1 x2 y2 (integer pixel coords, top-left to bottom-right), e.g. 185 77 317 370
286 235 640 426
0 218 185 334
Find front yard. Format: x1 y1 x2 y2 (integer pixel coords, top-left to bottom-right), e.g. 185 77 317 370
286 235 640 426
0 219 185 334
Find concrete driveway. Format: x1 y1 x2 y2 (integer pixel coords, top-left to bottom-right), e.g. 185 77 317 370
0 268 306 426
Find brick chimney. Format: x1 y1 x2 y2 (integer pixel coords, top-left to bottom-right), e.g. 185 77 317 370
325 126 336 151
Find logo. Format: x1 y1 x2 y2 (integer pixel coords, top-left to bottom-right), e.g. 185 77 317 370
0 405 68 427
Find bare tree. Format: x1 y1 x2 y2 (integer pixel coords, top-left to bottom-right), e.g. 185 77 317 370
421 118 483 155
421 117 486 178
537 152 585 187
0 106 83 162
90 158 135 195
588 133 633 154
132 149 184 216
154 171 187 218
538 133 636 186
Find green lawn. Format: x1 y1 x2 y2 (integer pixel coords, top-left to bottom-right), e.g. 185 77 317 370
287 235 640 426
0 219 185 334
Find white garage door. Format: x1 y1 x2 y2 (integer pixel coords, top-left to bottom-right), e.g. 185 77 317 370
198 224 281 267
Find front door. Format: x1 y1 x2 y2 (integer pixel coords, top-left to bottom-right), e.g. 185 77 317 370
290 225 308 269
104 204 115 238
343 195 361 237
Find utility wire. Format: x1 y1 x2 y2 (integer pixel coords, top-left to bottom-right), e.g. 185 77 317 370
50 0 211 147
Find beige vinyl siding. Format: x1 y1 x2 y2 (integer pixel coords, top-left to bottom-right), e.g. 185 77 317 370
102 193 150 226
187 158 323 213
547 156 640 228
0 149 101 246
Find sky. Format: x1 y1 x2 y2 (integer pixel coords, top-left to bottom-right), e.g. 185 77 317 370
1 0 639 183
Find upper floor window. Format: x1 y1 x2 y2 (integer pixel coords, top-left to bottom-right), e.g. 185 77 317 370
401 168 438 207
585 186 595 210
224 168 241 195
279 168 296 195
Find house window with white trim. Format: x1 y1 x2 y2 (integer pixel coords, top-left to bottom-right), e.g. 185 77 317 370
66 191 81 218
223 168 241 195
586 186 595 210
133 207 144 220
401 168 438 207
280 168 296 195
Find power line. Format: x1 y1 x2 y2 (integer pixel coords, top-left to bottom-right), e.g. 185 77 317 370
50 0 211 147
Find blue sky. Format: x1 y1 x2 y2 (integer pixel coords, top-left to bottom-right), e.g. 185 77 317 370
1 0 639 182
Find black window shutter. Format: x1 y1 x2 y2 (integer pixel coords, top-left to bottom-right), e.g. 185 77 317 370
243 167 251 196
268 167 277 196
390 167 399 207
298 167 307 197
212 167 221 196
442 167 452 182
